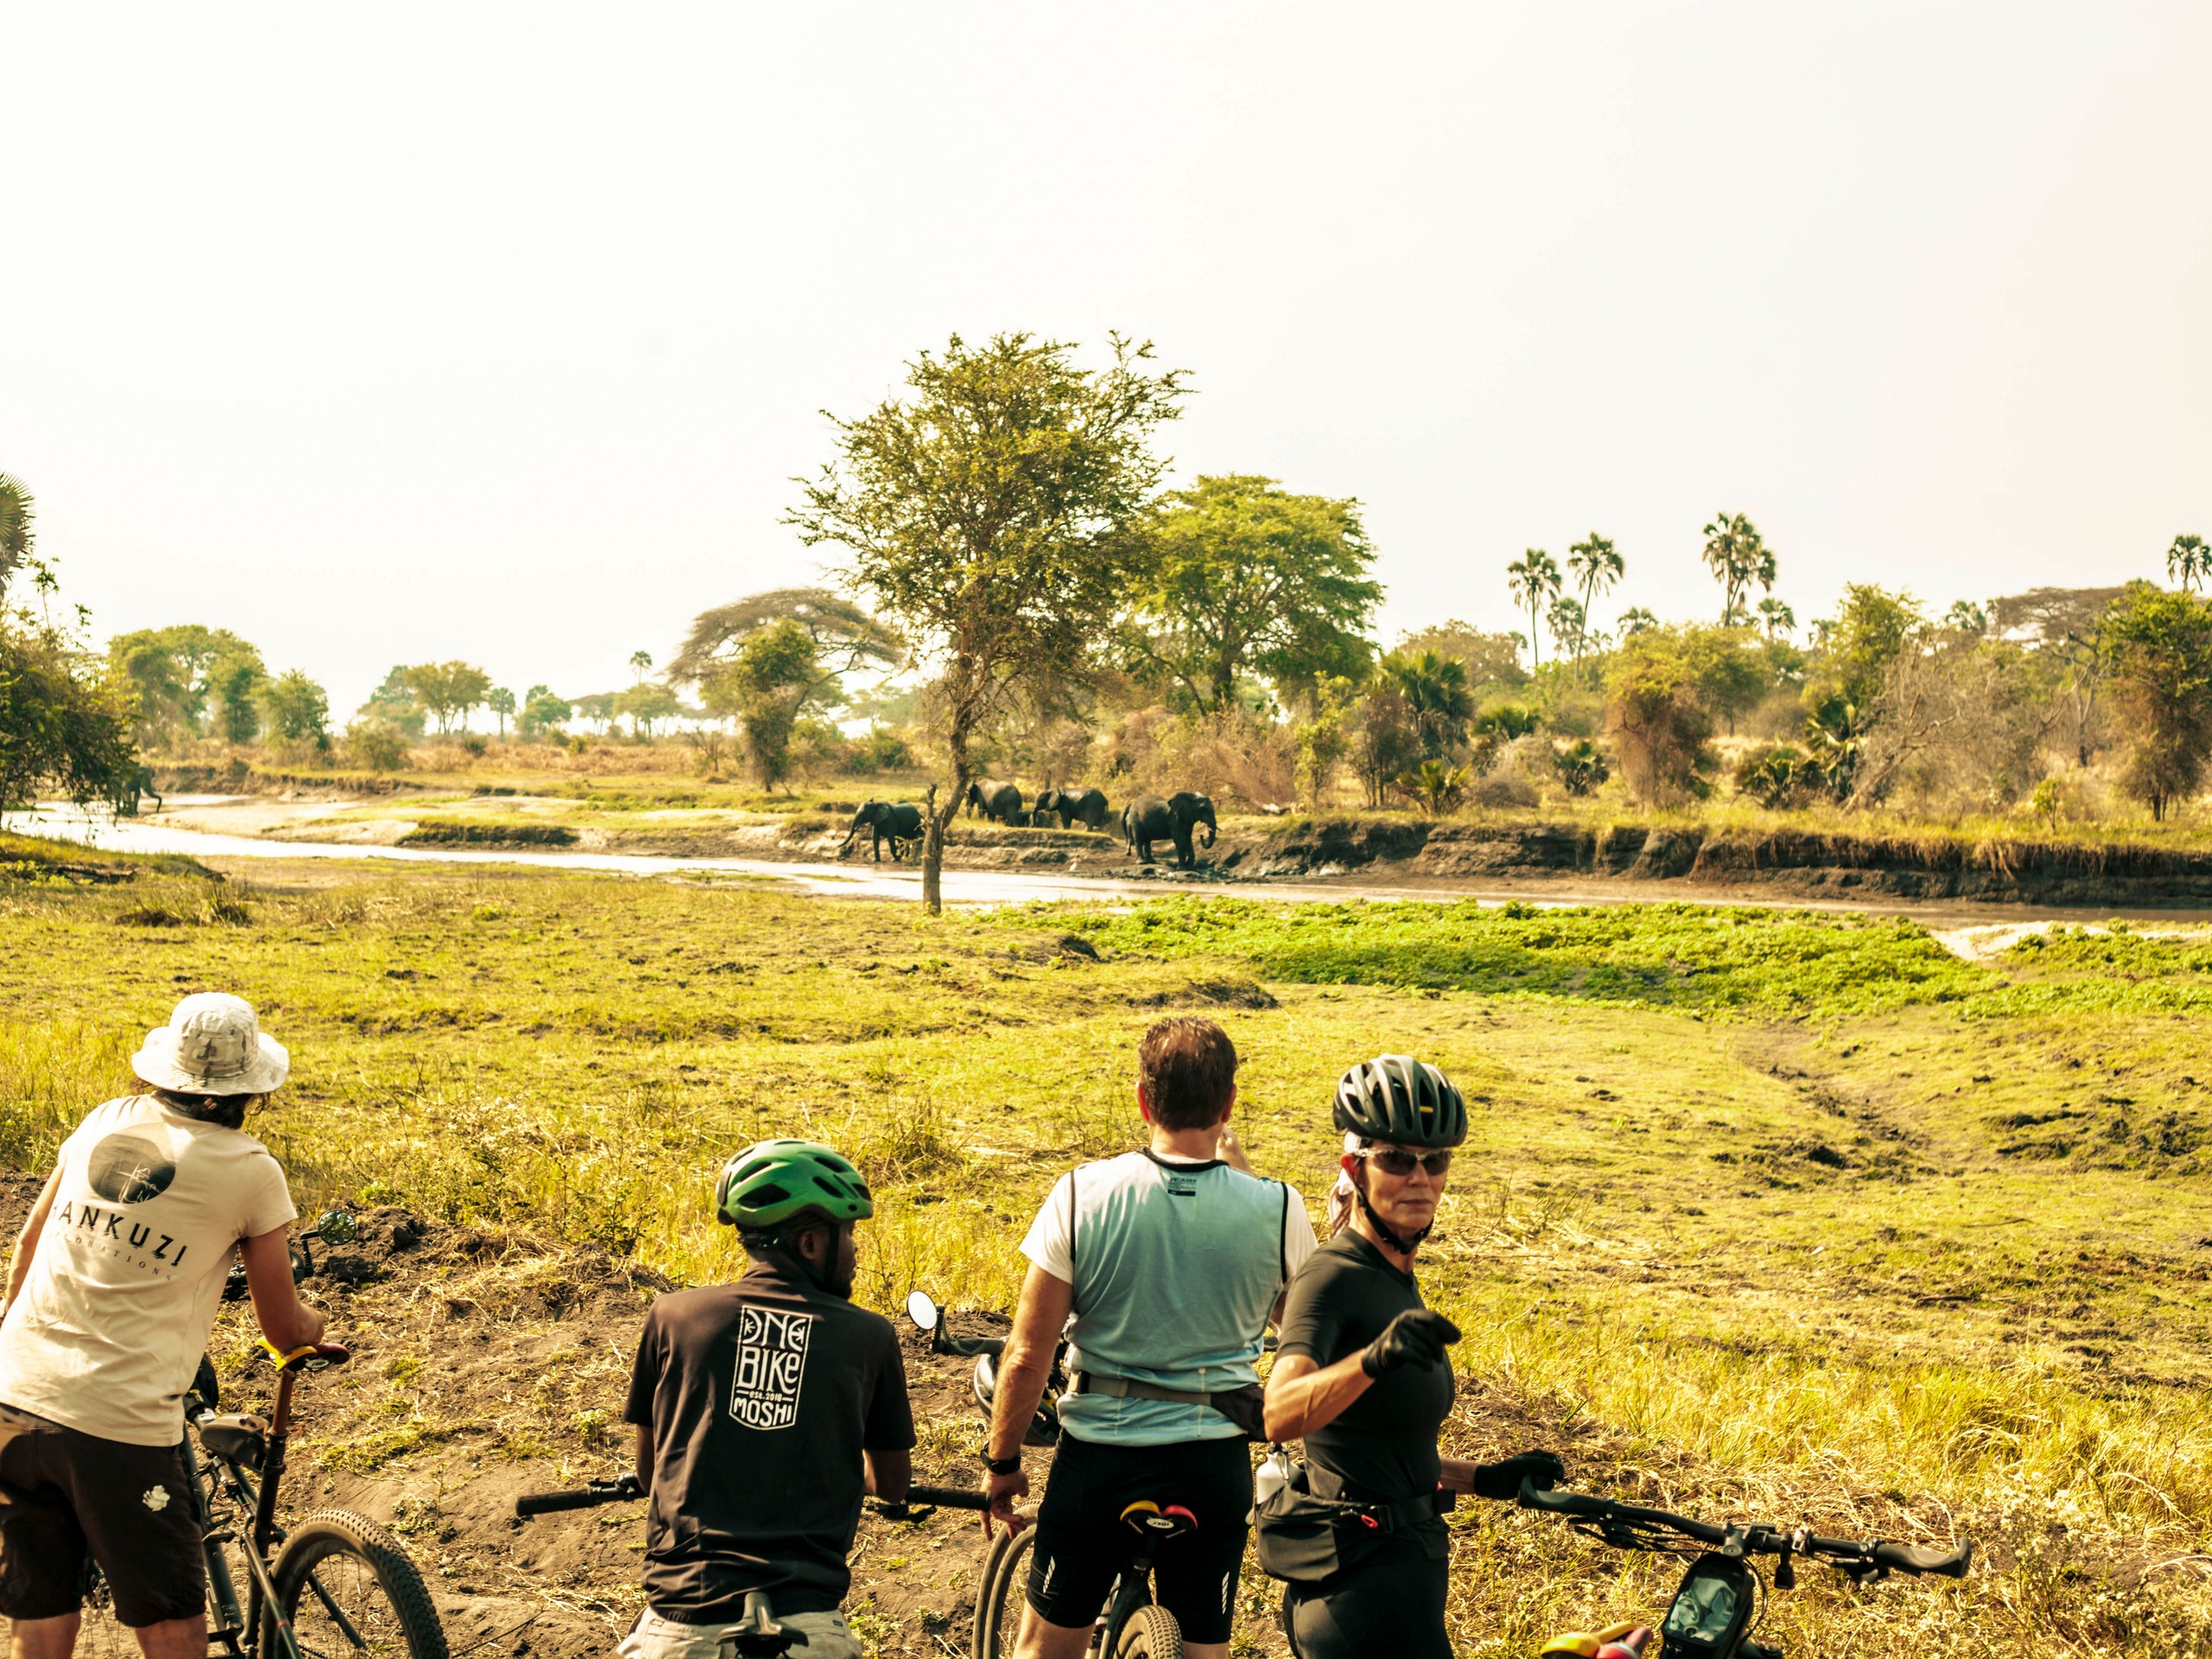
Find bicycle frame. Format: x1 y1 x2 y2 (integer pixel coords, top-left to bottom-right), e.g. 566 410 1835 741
187 1360 321 1659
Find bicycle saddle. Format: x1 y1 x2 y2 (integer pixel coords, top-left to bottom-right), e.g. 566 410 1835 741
197 1413 271 1470
1118 1501 1198 1540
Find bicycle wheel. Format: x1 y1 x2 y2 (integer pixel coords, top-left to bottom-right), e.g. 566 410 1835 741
972 1527 1036 1659
1110 1605 1181 1659
271 1510 448 1659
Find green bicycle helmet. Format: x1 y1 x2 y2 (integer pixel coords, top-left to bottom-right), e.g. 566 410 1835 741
1332 1055 1467 1148
714 1139 874 1233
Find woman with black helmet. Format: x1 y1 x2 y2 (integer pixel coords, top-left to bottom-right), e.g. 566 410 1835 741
1261 1055 1566 1659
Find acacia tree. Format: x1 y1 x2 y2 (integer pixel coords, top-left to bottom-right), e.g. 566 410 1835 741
1122 474 1380 712
1701 512 1776 623
1505 550 1561 667
402 662 492 734
256 671 331 750
790 332 1186 912
669 588 901 786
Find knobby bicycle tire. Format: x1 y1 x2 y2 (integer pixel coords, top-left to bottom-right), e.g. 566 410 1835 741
972 1527 1035 1659
272 1510 449 1659
1110 1605 1181 1659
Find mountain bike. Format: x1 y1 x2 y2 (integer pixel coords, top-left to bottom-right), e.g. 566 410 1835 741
60 1211 448 1659
1514 1480 1972 1659
905 1294 1192 1659
514 1474 989 1657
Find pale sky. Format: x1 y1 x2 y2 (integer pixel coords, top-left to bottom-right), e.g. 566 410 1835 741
4 2 2207 715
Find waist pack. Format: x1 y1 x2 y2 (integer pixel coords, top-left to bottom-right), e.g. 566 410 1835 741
1249 1452 1446 1584
1067 1370 1267 1440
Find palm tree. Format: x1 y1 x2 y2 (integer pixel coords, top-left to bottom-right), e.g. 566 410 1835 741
1546 595 1588 664
1565 534 1624 670
1701 512 1776 622
1379 650 1475 759
628 649 653 684
0 473 33 601
1618 607 1659 636
2168 533 2210 594
1505 549 1561 667
1756 597 1796 640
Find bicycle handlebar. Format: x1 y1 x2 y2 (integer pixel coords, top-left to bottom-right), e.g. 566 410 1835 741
885 1484 989 1512
513 1476 988 1521
516 1475 643 1516
1516 1482 1971 1579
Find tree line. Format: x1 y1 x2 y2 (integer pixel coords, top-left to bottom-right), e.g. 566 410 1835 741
5 332 2211 897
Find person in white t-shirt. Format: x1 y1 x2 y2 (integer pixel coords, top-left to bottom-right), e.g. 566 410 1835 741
0 994 327 1659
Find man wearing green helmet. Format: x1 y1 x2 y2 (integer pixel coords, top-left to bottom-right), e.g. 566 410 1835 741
619 1139 914 1659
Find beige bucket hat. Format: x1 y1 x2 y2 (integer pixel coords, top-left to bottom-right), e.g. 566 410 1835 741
131 993 290 1096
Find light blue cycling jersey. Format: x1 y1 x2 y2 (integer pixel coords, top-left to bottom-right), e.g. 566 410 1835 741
1019 1149 1315 1446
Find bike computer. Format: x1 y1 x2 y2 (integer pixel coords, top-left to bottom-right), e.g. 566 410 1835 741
1659 1552 1758 1659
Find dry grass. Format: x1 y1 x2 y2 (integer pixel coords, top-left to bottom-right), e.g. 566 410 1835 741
8 861 2212 1651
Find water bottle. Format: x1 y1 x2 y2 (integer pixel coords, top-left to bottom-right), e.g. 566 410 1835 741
1255 1446 1296 1505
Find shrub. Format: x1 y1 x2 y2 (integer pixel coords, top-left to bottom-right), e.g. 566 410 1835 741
1395 759 1469 816
1550 739 1609 797
1604 632 1715 804
1735 743 1814 809
344 719 410 773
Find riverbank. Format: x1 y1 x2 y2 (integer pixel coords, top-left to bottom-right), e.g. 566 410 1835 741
98 786 2212 911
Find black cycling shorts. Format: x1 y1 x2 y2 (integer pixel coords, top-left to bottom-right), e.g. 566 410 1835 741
1026 1432 1252 1644
0 1407 206 1627
1282 1527 1451 1659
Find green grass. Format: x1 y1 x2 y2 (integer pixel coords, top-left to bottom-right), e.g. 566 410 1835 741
8 862 2212 1650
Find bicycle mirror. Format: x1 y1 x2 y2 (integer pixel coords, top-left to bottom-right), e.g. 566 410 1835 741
905 1290 940 1333
315 1210 359 1245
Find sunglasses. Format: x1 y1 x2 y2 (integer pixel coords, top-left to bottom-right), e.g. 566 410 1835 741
1357 1147 1454 1179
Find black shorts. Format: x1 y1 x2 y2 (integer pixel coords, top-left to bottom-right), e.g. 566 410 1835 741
1026 1433 1251 1645
1283 1528 1450 1659
0 1407 206 1627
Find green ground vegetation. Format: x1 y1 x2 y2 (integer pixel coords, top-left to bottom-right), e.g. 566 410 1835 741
5 865 2212 1651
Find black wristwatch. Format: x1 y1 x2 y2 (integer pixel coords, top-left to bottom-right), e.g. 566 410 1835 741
983 1452 1022 1476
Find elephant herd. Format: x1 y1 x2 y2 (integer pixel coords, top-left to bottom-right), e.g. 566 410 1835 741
837 781 1219 869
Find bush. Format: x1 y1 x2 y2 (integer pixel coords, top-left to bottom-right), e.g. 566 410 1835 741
856 727 912 772
1604 632 1716 804
1550 739 1609 797
1735 743 1815 809
344 719 410 773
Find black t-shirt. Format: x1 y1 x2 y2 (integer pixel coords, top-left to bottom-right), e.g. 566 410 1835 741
1274 1230 1455 1507
622 1258 916 1618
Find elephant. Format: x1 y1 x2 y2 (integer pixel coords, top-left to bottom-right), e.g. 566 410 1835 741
1040 786 1110 832
841 800 924 862
109 765 162 818
964 779 1026 824
1122 791 1217 869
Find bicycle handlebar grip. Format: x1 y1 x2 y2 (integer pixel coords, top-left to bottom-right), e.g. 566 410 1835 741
899 1485 990 1511
514 1478 642 1517
1872 1539 1972 1578
1516 1480 1608 1516
260 1340 351 1372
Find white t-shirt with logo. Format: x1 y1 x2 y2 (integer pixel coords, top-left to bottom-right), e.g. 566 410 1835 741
0 1095 296 1446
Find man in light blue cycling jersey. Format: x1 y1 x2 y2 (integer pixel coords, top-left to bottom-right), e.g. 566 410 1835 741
982 1016 1314 1659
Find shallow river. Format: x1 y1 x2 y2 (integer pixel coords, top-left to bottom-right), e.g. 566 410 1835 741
10 803 2210 956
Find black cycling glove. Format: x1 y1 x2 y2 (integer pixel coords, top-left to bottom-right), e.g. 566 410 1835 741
1469 1449 1567 1501
1360 1309 1462 1377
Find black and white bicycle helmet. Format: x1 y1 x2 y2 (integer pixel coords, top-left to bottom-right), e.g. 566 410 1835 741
1332 1055 1467 1148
